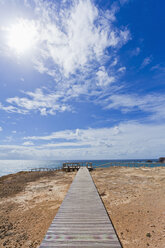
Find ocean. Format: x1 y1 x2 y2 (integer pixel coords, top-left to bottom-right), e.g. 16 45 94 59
0 159 163 177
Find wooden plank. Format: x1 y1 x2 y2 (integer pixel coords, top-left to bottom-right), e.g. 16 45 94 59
39 167 122 248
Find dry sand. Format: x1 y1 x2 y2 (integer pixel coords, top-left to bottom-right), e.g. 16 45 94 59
0 167 165 248
91 167 165 248
0 170 76 248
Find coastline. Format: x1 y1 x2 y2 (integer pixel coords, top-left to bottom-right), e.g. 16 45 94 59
0 167 165 247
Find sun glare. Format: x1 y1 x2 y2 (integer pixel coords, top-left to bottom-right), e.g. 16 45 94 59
8 19 38 54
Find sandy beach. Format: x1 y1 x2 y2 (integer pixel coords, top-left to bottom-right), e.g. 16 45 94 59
0 170 76 248
92 167 165 248
0 167 165 248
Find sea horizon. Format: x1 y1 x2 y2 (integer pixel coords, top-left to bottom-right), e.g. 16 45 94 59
0 158 162 177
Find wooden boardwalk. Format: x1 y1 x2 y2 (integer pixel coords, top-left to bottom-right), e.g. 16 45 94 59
39 167 122 248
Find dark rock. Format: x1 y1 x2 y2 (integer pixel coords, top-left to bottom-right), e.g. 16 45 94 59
146 233 151 238
158 157 165 163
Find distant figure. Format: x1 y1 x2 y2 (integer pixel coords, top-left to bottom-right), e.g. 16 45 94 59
158 157 165 163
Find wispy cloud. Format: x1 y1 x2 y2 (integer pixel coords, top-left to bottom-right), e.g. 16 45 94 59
0 126 2 131
130 47 141 57
0 103 28 114
20 77 24 82
151 64 165 72
0 122 163 159
22 141 34 146
1 1 130 76
6 88 71 116
22 121 165 160
119 0 130 6
4 84 165 119
97 93 165 120
0 0 131 116
24 128 82 141
96 66 116 87
33 0 130 77
141 56 152 69
118 66 126 72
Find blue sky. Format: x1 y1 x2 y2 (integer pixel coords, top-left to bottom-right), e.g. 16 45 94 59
0 0 165 159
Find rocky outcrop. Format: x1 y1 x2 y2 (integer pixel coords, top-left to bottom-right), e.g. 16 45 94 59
159 157 165 163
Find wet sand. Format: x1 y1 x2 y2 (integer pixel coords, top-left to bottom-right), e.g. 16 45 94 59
0 167 165 248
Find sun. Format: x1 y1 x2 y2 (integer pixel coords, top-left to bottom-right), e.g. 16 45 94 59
8 19 38 54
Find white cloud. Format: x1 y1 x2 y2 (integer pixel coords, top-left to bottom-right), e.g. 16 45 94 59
0 103 28 114
20 77 24 82
151 64 165 72
96 66 116 87
5 84 163 118
111 58 118 66
32 58 49 74
6 88 71 115
34 0 130 77
0 0 133 119
0 0 131 116
12 130 16 134
141 56 152 68
118 66 126 72
0 126 2 131
130 47 141 57
0 122 163 159
100 93 165 120
24 128 82 141
22 141 34 146
1 0 130 77
23 122 165 159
